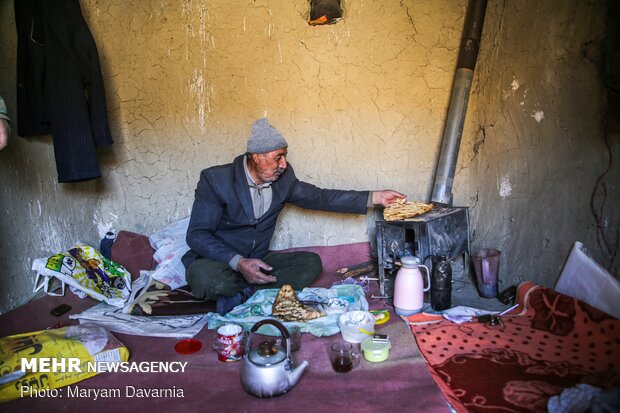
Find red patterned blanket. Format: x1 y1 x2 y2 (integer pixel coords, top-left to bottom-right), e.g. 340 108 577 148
405 282 619 412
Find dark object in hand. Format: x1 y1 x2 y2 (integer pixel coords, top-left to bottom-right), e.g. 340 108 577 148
51 304 72 316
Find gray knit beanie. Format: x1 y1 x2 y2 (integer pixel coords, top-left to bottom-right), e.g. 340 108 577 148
246 118 288 154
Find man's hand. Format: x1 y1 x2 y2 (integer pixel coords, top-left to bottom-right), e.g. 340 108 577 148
0 119 9 151
237 258 277 285
372 190 406 207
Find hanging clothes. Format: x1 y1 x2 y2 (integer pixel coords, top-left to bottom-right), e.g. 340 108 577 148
14 0 113 182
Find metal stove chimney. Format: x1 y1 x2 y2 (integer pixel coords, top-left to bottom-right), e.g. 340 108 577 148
431 0 488 206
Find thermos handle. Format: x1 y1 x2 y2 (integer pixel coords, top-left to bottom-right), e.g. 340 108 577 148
419 265 431 292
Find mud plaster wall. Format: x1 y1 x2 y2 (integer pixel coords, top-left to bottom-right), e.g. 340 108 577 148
0 0 617 314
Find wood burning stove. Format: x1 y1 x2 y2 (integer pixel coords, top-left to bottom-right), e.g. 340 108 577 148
375 207 470 299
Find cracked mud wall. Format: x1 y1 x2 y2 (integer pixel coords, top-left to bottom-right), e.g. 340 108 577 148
0 0 617 314
460 0 619 289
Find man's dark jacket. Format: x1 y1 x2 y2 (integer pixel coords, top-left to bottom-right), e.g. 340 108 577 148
182 155 369 269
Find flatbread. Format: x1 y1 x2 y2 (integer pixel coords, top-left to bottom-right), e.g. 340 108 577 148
271 284 324 322
383 198 433 221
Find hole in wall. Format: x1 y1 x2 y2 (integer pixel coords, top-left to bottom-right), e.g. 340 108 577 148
308 0 343 26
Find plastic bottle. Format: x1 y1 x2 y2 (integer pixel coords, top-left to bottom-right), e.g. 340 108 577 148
430 256 452 311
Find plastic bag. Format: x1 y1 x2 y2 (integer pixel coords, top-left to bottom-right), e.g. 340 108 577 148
148 217 190 289
149 216 189 250
0 324 129 403
32 243 132 307
555 241 620 319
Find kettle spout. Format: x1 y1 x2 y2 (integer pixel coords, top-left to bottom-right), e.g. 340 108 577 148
288 360 309 387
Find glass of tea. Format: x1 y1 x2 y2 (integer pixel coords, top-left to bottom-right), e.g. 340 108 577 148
330 341 360 373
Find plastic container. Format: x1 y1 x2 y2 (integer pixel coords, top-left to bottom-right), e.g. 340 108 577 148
361 337 391 362
338 311 375 343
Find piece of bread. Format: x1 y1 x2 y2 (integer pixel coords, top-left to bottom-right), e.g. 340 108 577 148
272 284 324 322
383 198 433 221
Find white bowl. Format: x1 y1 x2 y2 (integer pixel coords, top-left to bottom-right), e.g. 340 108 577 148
338 311 375 343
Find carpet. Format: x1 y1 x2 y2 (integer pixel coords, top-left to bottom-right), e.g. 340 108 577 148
0 240 450 412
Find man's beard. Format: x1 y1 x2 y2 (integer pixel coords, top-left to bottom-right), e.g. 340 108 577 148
264 167 286 183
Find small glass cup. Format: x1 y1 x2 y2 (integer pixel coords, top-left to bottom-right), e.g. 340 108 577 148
289 325 301 352
275 325 301 352
329 341 360 373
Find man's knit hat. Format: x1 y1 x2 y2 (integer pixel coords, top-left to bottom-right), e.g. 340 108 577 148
246 118 288 154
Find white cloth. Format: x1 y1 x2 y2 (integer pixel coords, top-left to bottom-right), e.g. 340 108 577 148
441 306 496 324
207 284 368 337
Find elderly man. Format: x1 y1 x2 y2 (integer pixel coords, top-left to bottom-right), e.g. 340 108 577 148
182 118 404 315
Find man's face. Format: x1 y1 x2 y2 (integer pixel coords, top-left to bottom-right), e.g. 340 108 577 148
250 148 288 184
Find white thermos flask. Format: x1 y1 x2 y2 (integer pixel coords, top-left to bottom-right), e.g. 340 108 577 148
393 256 430 316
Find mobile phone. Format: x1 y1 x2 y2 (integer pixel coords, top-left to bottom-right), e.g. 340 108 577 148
51 304 72 317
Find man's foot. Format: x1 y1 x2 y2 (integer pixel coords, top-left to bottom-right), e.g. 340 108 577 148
215 286 256 316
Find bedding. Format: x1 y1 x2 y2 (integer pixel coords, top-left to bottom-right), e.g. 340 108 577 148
405 282 620 412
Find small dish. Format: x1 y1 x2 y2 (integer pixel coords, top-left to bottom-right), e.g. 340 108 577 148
369 309 390 325
175 339 202 354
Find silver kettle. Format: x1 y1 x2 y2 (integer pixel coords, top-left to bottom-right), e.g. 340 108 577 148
240 319 309 398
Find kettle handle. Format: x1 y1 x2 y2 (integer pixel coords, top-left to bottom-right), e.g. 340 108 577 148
245 318 291 357
419 265 431 292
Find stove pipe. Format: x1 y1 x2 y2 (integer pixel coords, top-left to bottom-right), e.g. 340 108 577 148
430 0 488 206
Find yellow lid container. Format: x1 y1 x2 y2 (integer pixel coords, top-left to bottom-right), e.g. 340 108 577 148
361 337 391 362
